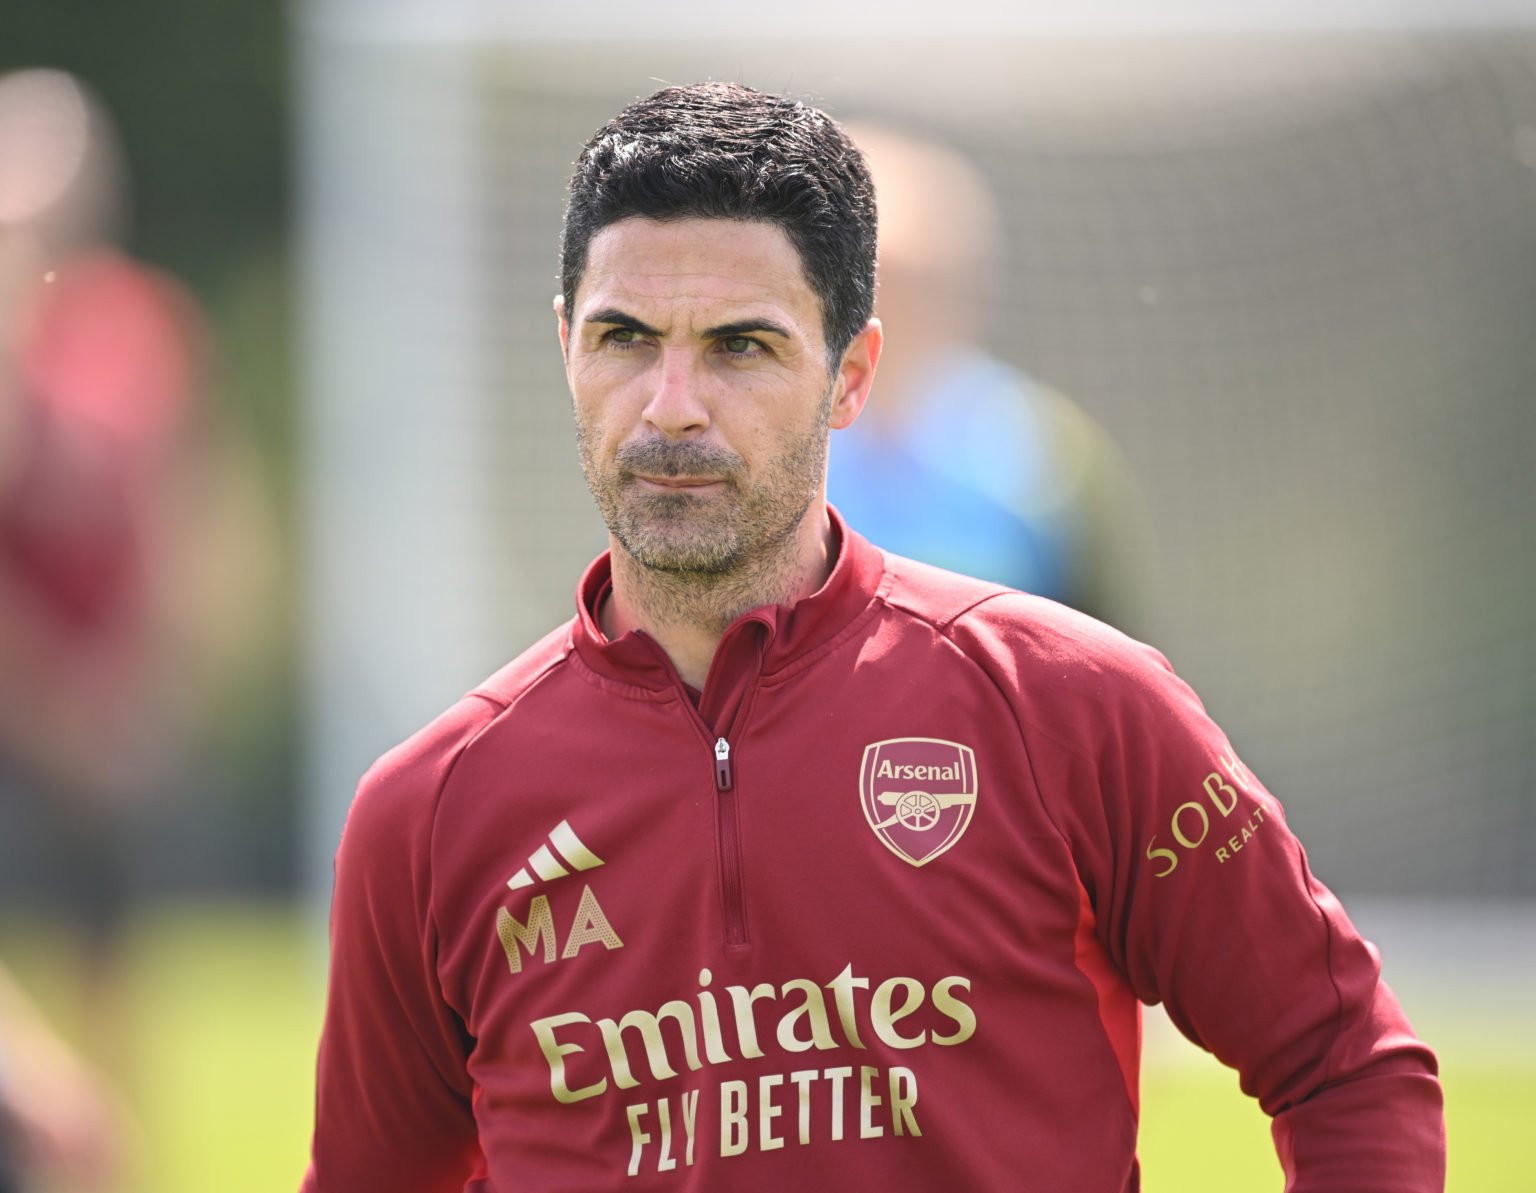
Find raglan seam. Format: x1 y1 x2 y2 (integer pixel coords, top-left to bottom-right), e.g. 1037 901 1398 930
921 595 1356 1113
870 590 1077 857
404 690 507 1100
909 590 1142 1127
425 649 576 1029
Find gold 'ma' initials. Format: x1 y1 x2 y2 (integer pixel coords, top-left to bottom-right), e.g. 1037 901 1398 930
497 883 624 974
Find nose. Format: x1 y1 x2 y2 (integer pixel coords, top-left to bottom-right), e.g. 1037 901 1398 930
641 347 711 440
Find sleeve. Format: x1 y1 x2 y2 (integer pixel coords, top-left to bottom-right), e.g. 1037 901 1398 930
301 697 497 1193
954 599 1446 1192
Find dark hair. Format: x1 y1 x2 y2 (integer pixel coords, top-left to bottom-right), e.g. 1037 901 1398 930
560 82 877 365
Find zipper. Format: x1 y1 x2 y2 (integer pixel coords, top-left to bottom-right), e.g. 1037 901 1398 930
697 626 764 951
633 627 761 950
714 737 733 790
713 736 749 948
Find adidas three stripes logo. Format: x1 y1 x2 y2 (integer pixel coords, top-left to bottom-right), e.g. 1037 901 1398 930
506 821 605 891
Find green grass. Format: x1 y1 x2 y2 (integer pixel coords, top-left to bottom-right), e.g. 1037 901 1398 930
1140 1059 1280 1189
1138 1046 1536 1190
0 906 321 1193
3 903 1528 1191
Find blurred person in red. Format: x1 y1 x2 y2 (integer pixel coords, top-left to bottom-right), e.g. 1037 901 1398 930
828 124 1152 633
0 69 209 793
0 67 280 1191
0 64 197 1192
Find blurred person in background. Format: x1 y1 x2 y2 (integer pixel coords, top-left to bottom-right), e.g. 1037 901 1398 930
0 67 281 1190
829 124 1151 633
0 963 122 1192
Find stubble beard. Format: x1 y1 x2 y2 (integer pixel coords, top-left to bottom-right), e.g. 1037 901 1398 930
576 389 834 621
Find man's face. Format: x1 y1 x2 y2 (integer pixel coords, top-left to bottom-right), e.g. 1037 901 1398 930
560 216 876 576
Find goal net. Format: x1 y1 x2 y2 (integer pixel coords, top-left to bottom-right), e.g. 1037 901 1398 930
296 14 1536 897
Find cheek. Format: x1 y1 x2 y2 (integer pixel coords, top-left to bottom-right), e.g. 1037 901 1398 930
570 349 635 397
570 369 629 430
570 389 614 449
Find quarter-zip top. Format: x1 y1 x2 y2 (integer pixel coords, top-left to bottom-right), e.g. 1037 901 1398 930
636 614 771 950
310 506 1444 1193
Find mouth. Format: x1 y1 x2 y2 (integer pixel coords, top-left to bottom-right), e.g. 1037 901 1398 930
631 474 726 492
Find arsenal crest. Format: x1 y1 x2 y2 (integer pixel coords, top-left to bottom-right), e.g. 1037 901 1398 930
859 738 979 867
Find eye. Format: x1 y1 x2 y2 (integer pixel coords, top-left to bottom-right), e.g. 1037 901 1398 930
720 335 761 357
605 327 641 348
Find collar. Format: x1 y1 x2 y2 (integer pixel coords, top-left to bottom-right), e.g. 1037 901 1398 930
570 505 889 692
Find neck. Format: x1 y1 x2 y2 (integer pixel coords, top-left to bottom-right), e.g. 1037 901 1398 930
601 505 835 688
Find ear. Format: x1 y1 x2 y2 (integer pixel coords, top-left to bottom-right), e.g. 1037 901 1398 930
554 294 570 363
827 317 882 430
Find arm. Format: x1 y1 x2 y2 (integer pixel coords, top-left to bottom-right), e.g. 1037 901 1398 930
0 963 124 1191
302 697 498 1193
958 599 1445 1190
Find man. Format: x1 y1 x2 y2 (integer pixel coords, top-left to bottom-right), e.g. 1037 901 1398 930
303 82 1444 1192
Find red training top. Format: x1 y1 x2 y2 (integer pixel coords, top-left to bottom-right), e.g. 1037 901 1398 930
303 511 1444 1192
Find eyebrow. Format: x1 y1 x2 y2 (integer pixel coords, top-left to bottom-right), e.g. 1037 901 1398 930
585 309 663 337
701 318 794 341
584 308 794 342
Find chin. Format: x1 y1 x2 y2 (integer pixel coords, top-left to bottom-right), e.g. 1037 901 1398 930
614 495 730 558
621 529 743 576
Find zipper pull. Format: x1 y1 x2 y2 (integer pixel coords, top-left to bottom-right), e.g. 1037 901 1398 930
714 737 733 791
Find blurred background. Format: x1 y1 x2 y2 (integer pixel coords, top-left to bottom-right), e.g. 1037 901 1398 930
0 0 1532 1189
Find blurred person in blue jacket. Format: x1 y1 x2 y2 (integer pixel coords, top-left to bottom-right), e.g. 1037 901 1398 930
828 125 1151 632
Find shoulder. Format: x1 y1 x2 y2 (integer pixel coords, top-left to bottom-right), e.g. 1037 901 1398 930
877 550 1185 714
469 619 576 709
341 620 577 858
875 549 1014 628
878 549 1146 663
340 692 505 865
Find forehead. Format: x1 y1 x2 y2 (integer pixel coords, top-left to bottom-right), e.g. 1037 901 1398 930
576 217 821 332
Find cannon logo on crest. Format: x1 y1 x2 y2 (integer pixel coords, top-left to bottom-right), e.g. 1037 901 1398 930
859 738 979 867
